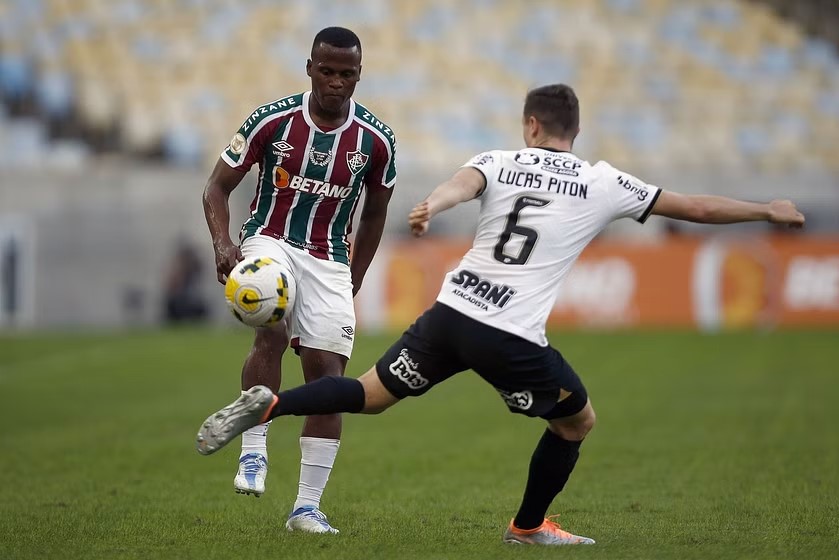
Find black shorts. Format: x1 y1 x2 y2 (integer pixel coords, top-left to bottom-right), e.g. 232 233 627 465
375 303 588 419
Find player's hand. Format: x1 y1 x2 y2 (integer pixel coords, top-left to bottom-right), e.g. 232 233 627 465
768 200 805 229
214 241 243 284
408 201 431 237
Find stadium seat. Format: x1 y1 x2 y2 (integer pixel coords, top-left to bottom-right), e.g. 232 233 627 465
0 0 837 175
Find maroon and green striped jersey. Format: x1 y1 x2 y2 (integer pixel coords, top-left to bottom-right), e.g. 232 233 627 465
221 91 397 265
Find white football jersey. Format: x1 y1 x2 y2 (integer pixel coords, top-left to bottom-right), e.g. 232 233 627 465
435 147 661 346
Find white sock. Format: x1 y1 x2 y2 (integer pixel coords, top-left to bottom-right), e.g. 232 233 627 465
293 437 340 511
240 391 270 458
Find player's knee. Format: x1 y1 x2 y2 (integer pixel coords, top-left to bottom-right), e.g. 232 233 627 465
577 405 596 437
300 348 348 383
549 401 595 441
361 399 390 414
361 388 395 414
254 325 289 349
359 369 399 414
551 419 593 442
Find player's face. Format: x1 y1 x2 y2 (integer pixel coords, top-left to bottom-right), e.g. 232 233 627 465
307 44 362 116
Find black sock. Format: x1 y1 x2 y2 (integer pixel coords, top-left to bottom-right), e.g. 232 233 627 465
267 376 365 419
513 429 583 530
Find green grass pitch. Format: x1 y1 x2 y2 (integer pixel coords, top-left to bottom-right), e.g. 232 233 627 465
1 328 837 559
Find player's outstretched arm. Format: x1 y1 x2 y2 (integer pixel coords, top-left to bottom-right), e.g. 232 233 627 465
651 191 805 228
203 158 248 283
408 167 486 237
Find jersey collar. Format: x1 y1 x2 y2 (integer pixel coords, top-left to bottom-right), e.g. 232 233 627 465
302 91 356 135
535 147 574 155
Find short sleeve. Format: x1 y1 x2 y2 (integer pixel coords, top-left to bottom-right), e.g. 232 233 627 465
461 151 498 195
220 113 270 173
366 135 397 191
602 164 662 223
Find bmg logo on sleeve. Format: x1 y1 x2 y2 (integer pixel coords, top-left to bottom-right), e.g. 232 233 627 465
388 349 429 390
617 175 649 201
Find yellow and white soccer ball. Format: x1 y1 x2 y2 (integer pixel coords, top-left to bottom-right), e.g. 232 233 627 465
224 256 295 327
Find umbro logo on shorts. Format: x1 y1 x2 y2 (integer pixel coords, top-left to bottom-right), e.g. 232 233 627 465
388 349 428 390
341 326 354 341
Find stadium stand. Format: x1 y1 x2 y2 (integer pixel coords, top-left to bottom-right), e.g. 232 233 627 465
761 0 839 49
0 0 837 175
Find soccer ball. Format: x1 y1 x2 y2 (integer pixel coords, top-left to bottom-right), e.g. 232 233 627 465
224 256 295 327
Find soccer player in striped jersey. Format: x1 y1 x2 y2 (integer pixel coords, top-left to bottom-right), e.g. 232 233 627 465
197 83 805 544
201 27 396 534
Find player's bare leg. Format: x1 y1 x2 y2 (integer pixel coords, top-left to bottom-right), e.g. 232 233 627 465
354 368 400 413
242 325 288 393
234 324 288 497
504 399 597 545
284 347 349 534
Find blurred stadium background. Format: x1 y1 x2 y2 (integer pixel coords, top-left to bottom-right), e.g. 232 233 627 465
0 0 837 330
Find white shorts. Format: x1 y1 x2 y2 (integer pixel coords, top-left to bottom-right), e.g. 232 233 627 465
240 235 355 358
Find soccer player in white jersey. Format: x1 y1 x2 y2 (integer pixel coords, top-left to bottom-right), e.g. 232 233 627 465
201 27 396 534
196 84 805 545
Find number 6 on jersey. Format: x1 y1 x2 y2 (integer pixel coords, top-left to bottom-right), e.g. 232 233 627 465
493 195 551 265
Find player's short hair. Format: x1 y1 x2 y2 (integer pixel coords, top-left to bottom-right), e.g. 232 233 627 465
523 84 580 139
311 27 362 56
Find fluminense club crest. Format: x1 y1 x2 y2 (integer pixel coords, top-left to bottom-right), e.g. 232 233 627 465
346 149 369 175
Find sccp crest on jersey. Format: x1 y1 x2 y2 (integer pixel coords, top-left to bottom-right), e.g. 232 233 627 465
514 151 540 165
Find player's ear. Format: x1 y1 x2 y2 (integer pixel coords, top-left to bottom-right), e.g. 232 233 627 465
306 59 313 77
357 64 362 81
527 115 540 139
